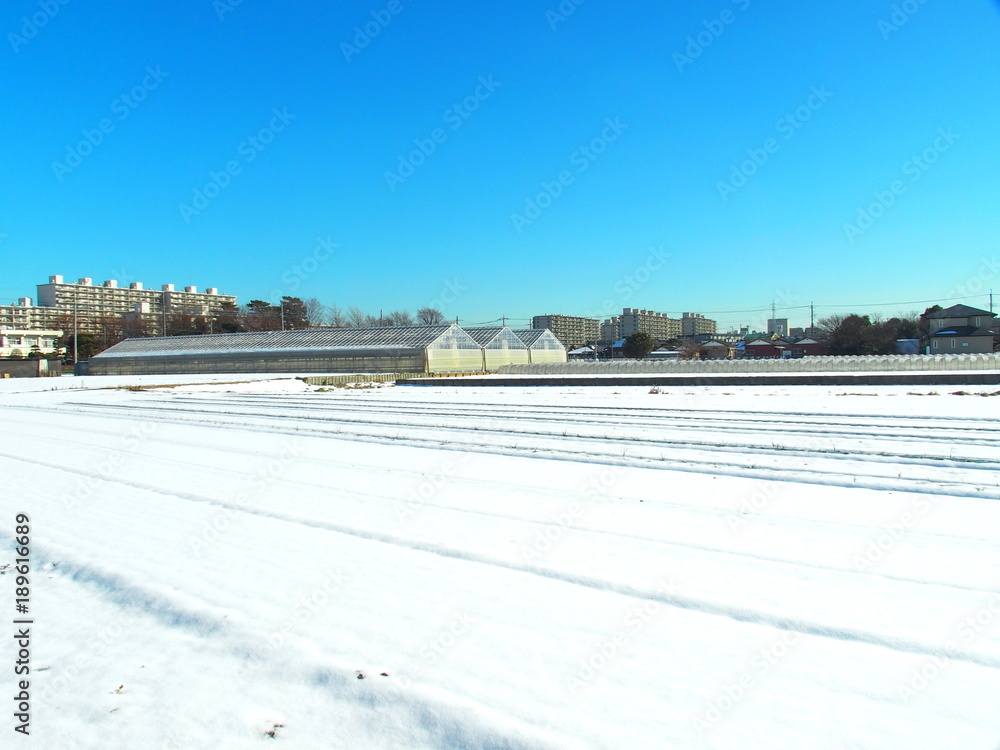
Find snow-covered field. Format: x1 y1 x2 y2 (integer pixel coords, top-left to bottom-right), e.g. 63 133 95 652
2 376 1000 749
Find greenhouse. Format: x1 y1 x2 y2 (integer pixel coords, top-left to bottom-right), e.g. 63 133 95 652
87 324 485 376
462 326 532 370
513 329 567 364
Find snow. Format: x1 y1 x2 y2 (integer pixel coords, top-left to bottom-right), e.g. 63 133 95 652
2 377 1000 749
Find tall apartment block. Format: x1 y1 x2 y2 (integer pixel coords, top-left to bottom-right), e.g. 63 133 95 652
35 275 237 334
681 312 717 337
531 314 600 350
766 318 789 337
600 317 621 343
619 308 681 340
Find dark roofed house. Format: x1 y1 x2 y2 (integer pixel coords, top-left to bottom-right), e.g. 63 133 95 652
925 304 996 354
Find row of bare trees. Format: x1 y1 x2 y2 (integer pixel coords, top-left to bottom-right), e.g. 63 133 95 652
234 299 448 331
51 299 451 359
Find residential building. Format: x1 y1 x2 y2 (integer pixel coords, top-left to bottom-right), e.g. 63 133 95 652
790 326 823 340
531 314 600 350
0 329 62 358
766 318 789 337
925 304 996 354
619 308 681 340
36 275 236 335
681 312 716 337
698 340 731 359
600 317 621 344
0 298 65 332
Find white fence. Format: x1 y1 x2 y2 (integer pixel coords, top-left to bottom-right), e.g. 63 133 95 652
498 353 1000 375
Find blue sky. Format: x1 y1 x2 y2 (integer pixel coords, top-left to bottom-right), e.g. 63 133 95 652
2 0 998 331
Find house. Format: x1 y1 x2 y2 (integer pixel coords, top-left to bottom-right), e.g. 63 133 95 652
924 304 996 354
742 339 787 358
789 338 825 357
698 340 731 359
646 346 681 360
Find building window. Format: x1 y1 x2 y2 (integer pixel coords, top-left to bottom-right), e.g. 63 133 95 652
932 339 938 349
974 317 981 328
950 339 956 349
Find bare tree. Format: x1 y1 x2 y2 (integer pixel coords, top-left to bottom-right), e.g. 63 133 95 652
388 310 413 326
417 307 445 325
347 306 368 328
328 304 346 328
304 297 328 327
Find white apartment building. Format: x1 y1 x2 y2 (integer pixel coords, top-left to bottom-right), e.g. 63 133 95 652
531 314 600 350
619 308 681 340
600 317 621 343
35 275 237 334
0 329 62 358
681 312 717 337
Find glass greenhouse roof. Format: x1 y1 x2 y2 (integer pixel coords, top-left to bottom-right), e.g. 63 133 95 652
462 327 528 349
513 329 564 350
92 324 477 359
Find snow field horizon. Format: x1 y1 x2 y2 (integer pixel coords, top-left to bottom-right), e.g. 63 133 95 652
2 378 1000 748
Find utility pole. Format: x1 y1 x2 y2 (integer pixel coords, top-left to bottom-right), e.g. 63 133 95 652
990 289 994 314
73 284 78 364
810 301 815 331
280 300 285 331
501 315 506 327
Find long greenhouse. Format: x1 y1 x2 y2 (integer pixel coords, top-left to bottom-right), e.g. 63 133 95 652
462 326 532 370
513 329 567 364
87 324 487 376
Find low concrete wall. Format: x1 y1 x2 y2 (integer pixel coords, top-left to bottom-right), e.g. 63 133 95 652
400 372 1000 387
0 359 58 378
498 353 1000 375
303 373 426 386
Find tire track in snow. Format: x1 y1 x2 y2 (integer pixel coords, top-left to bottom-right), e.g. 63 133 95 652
3 443 997 598
38 400 1000 501
0 531 583 750
4 455 1000 674
161 393 1000 449
10 405 994 550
